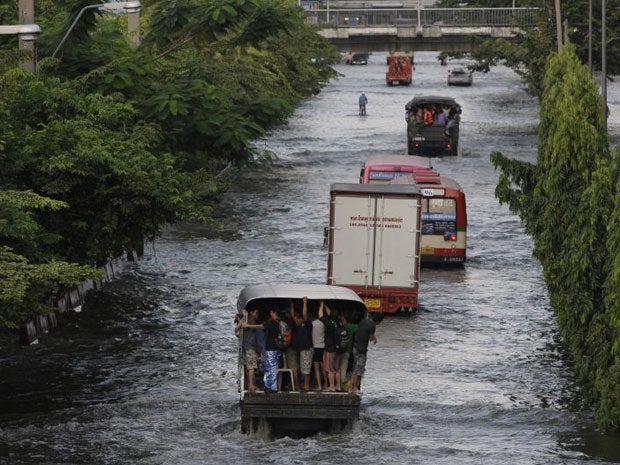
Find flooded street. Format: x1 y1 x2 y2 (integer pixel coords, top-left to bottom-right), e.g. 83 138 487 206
2 52 620 464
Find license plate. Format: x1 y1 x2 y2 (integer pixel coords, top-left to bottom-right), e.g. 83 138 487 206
364 298 381 309
421 246 434 254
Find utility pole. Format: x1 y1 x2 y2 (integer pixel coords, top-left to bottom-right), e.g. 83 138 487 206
554 0 562 52
602 0 607 132
588 0 592 74
18 0 35 72
128 10 141 46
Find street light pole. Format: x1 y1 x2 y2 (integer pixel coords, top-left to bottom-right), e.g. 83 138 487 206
52 1 141 59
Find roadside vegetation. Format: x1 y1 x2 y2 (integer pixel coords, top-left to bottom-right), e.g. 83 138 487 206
438 0 620 433
491 43 620 431
0 0 340 329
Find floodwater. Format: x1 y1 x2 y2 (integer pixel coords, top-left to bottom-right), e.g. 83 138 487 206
2 52 620 465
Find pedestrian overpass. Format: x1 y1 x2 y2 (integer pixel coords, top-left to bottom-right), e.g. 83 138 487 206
306 7 540 52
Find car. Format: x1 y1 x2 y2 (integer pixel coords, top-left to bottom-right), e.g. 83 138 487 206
349 53 369 65
447 66 473 86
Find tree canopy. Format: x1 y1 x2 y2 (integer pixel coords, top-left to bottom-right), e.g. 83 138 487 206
0 0 340 329
492 43 620 431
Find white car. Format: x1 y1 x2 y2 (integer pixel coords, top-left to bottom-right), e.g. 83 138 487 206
447 66 473 86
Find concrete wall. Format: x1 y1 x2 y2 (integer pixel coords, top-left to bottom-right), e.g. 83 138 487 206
17 251 140 346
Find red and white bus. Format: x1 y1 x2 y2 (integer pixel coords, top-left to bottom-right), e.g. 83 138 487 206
359 155 467 265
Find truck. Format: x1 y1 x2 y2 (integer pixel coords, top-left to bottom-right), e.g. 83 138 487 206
326 183 423 314
237 284 368 436
385 51 413 86
405 95 461 156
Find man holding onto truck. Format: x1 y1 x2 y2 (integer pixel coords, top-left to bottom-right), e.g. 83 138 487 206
242 308 281 393
348 312 384 394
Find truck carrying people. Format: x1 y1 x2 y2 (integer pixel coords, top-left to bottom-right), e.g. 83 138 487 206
326 183 423 314
236 283 376 436
386 51 413 86
405 96 461 156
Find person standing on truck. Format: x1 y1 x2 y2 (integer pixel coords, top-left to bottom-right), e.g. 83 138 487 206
312 307 327 391
423 107 434 125
242 308 281 393
348 312 384 394
339 312 357 391
320 301 342 392
437 110 447 127
235 308 261 392
359 92 368 116
293 296 314 392
281 301 299 391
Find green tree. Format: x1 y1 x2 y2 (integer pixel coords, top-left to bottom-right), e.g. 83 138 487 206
492 44 620 430
0 0 340 329
0 190 103 329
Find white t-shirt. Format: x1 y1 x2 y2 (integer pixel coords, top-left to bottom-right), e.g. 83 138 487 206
312 319 325 348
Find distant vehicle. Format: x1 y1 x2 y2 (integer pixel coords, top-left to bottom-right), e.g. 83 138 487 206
349 53 369 65
326 182 423 314
447 66 473 86
237 283 368 435
405 96 461 156
386 51 413 86
359 155 467 265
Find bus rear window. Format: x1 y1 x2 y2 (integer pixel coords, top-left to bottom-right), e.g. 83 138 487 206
421 198 456 235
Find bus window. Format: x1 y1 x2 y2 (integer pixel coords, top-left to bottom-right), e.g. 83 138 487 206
421 198 456 235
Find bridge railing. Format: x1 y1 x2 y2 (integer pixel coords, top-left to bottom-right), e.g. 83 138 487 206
304 7 540 28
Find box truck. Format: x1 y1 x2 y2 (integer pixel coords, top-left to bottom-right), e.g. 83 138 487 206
326 183 423 314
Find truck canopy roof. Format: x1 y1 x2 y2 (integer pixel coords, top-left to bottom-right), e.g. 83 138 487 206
405 96 461 112
236 283 367 315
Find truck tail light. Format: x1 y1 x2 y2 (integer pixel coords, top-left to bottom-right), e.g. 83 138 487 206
444 231 457 241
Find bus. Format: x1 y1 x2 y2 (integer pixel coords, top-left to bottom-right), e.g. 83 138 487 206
359 154 467 265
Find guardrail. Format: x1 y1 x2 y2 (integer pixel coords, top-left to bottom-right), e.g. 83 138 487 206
305 7 539 28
